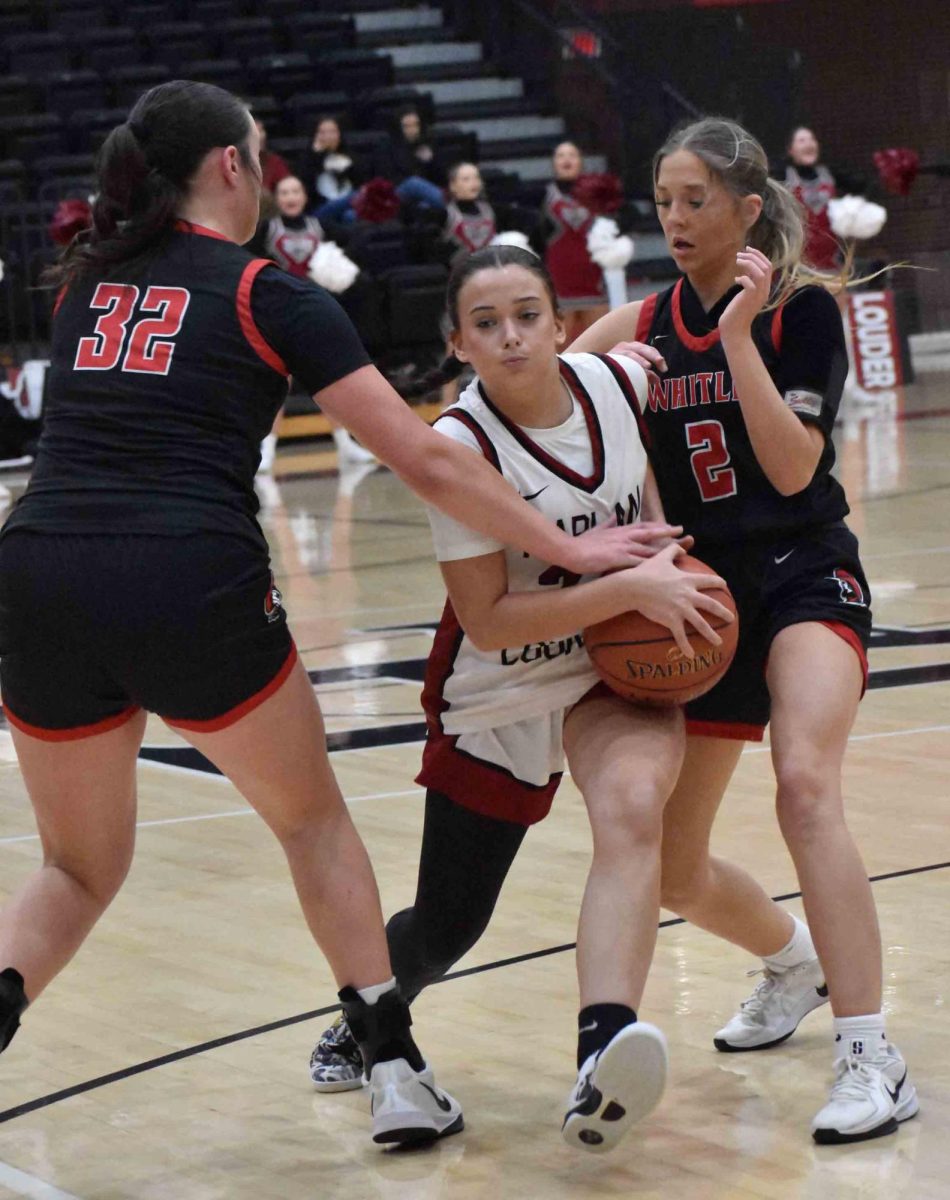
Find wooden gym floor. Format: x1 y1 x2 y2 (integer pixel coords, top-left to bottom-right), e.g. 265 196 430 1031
0 374 947 1199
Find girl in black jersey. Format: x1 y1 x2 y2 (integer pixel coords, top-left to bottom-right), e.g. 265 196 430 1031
0 82 651 1148
574 117 917 1144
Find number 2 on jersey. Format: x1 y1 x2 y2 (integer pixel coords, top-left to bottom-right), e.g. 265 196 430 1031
685 420 738 502
74 283 190 375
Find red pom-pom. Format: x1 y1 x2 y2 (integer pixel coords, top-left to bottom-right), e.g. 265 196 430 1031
571 172 624 216
352 177 401 223
873 148 920 197
48 198 93 246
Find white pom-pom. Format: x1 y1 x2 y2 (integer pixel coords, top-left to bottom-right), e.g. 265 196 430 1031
308 241 360 293
586 216 620 254
490 230 532 251
828 195 887 240
591 235 634 270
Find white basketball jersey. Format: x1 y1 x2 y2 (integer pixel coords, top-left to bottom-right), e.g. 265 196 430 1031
424 352 650 734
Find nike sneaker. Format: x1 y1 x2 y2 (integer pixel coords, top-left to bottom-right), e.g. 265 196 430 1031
812 1042 918 1144
714 959 828 1052
368 1057 464 1145
309 1015 365 1092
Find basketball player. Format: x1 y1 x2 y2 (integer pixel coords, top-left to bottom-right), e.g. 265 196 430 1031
570 117 917 1144
310 245 734 1152
0 83 656 1147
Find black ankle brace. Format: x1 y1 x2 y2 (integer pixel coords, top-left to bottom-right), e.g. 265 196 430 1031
0 968 28 1054
338 985 424 1073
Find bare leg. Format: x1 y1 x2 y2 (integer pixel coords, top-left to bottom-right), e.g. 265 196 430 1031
176 658 390 989
767 623 879 1016
659 737 795 957
564 694 683 1009
0 710 147 1001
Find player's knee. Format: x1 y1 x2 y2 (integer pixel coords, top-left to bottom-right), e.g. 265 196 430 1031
589 774 666 852
774 759 842 843
45 844 132 907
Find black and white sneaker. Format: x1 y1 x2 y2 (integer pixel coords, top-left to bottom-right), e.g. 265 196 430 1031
812 1042 918 1144
369 1058 464 1145
714 959 828 1052
561 1022 668 1153
309 1015 365 1092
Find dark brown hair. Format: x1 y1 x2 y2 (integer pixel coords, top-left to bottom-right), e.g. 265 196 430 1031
50 80 254 286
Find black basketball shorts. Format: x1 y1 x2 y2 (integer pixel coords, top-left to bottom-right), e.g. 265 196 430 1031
0 531 295 741
684 521 872 741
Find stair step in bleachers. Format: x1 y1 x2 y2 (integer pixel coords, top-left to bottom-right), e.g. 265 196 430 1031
353 7 443 34
444 114 565 143
384 42 482 70
480 153 608 182
424 77 524 106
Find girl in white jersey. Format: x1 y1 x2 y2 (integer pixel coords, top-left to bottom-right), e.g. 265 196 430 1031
310 246 733 1152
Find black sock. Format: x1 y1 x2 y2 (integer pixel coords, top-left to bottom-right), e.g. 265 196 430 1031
0 968 27 1054
577 1003 636 1070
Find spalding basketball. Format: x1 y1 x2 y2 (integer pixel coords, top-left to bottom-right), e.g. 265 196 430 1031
583 556 738 707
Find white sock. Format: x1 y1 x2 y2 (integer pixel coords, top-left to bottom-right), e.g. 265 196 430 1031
833 1013 887 1061
763 914 816 973
356 977 397 1006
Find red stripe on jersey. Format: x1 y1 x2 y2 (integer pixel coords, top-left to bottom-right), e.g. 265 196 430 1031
53 284 69 318
685 718 765 742
671 277 721 352
595 353 652 450
3 702 140 742
236 260 289 376
164 643 298 732
770 303 784 354
436 409 502 471
475 360 606 494
174 219 232 242
634 292 658 343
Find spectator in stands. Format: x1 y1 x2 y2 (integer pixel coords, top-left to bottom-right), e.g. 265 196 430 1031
295 116 360 222
443 163 496 261
256 118 291 196
781 126 840 271
384 107 446 211
264 176 323 278
540 141 608 340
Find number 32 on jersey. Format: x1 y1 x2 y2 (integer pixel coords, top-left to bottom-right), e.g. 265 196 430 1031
685 419 738 501
74 283 190 376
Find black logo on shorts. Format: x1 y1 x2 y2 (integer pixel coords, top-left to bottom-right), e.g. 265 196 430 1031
264 577 283 623
828 568 867 607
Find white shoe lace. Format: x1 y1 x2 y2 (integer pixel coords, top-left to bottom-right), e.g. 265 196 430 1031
827 1056 880 1103
738 968 779 1019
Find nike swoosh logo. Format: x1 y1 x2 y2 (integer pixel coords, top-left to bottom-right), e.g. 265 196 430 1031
420 1081 453 1113
578 1021 598 1034
774 550 795 564
886 1070 906 1104
653 335 667 342
523 486 549 501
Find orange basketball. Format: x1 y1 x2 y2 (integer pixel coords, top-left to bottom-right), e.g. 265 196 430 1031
583 555 738 707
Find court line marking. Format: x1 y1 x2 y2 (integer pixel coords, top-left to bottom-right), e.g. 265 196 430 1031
0 1161 82 1200
0 859 945 1128
1 723 947 847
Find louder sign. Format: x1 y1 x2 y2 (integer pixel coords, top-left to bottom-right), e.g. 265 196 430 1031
847 290 904 390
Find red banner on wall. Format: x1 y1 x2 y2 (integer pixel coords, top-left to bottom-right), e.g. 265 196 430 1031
847 290 904 391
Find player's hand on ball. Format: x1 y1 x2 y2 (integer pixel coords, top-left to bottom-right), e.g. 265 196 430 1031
567 516 688 574
719 246 773 339
608 340 668 374
624 543 734 658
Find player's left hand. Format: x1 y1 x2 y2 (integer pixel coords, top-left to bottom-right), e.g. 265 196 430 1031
719 246 773 339
565 516 691 575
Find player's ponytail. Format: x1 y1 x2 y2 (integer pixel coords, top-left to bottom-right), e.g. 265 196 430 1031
49 81 255 287
653 117 844 307
395 245 560 400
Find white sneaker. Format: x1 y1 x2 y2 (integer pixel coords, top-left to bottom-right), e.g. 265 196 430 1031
561 1022 667 1154
714 959 828 1052
368 1057 464 1146
812 1043 918 1144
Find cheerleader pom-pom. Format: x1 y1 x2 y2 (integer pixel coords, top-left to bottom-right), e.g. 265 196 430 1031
586 216 634 269
308 241 360 293
572 172 624 215
351 177 401 224
48 198 93 247
873 147 919 196
828 195 887 240
490 230 533 251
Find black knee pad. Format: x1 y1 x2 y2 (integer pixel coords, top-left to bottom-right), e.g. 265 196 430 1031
0 968 28 1054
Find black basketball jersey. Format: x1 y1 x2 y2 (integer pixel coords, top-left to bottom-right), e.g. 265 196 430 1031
634 277 849 548
5 222 368 549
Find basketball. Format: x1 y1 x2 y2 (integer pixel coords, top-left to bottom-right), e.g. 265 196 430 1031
584 555 738 706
